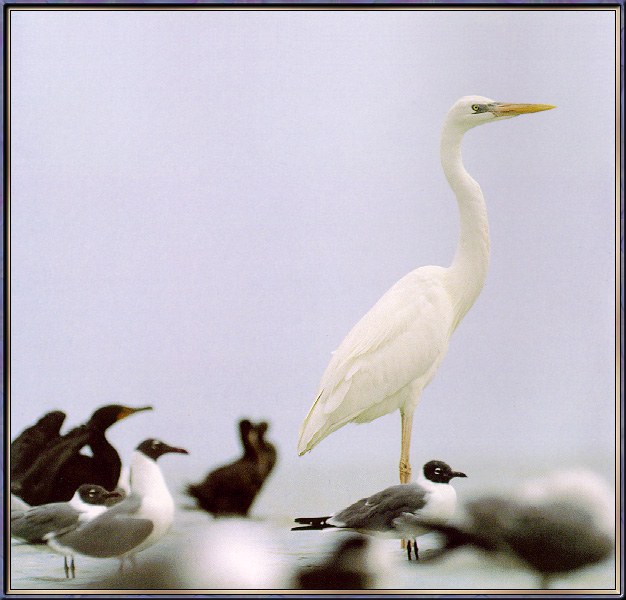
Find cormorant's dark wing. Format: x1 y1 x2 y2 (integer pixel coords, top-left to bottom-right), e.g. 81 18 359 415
11 426 93 505
10 411 66 477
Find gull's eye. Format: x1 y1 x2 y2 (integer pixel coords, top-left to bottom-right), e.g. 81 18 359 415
151 440 161 449
434 468 442 475
471 104 481 112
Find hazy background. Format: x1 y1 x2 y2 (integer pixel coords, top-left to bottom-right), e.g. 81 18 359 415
9 8 616 517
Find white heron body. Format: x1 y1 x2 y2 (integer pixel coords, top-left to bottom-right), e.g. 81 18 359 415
298 96 554 483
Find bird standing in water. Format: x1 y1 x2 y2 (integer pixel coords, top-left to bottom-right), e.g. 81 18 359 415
47 438 188 572
297 96 555 484
11 483 123 578
293 460 467 561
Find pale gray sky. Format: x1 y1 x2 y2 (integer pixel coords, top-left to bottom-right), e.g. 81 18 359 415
9 8 616 511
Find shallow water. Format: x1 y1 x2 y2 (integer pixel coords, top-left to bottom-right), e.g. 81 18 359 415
8 460 618 594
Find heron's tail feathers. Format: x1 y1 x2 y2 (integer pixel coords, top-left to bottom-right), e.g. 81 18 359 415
291 516 335 531
297 388 357 455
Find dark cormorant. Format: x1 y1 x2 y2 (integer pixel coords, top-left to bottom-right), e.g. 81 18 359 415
186 418 277 517
10 410 66 478
11 404 152 505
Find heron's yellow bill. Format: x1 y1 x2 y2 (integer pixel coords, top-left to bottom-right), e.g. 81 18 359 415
492 103 556 117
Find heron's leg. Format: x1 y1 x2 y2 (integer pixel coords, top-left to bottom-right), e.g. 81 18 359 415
399 409 414 484
399 407 415 550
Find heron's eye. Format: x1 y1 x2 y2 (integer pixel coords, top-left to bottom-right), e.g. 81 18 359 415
471 104 480 112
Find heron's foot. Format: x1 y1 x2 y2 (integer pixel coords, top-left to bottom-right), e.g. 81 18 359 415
399 460 411 484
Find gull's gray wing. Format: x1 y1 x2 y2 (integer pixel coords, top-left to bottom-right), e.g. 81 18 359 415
53 494 153 558
333 484 428 531
11 503 80 543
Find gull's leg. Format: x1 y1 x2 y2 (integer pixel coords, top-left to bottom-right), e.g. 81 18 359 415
413 541 419 561
64 557 69 579
70 557 75 579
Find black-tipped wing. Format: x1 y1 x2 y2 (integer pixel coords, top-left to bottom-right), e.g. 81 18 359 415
11 503 80 543
54 495 153 558
333 484 428 531
291 516 334 531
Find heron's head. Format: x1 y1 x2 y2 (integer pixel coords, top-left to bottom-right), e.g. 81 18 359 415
446 95 555 132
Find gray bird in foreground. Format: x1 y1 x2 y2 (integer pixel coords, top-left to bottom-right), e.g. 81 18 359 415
291 533 384 590
11 484 123 578
398 468 615 589
46 438 188 574
293 460 467 561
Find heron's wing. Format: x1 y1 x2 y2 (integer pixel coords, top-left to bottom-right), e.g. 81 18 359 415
11 504 79 542
332 484 428 531
299 267 453 451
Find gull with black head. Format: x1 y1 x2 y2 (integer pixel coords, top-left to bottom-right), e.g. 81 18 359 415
11 484 123 578
292 460 466 560
47 438 188 572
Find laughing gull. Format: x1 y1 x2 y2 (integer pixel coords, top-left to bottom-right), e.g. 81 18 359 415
187 418 277 517
11 410 66 478
292 460 467 560
46 438 188 572
11 484 123 578
11 404 153 505
401 468 615 588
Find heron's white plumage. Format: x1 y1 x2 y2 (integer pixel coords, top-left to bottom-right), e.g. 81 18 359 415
299 266 454 453
297 96 555 482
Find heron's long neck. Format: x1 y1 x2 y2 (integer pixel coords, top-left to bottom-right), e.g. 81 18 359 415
440 124 490 328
